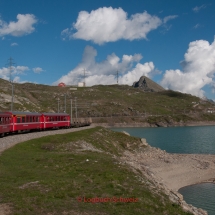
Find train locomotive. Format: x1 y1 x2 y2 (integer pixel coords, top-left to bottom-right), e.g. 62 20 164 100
0 111 73 138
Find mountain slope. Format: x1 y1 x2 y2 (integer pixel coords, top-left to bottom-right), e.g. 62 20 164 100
1 78 215 125
132 76 165 92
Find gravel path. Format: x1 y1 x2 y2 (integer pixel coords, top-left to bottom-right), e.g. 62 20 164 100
0 125 95 154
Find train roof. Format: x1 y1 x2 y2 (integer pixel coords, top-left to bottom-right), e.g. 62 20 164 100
0 112 11 116
3 112 69 116
5 111 42 116
42 113 69 116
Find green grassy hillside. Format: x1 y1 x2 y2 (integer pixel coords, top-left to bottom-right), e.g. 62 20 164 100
1 78 215 124
0 127 192 215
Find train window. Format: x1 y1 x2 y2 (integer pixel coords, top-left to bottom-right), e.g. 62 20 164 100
0 117 2 124
30 116 32 122
17 117 21 123
22 117 25 123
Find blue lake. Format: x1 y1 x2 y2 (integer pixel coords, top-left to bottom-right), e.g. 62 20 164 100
111 126 215 154
111 126 215 215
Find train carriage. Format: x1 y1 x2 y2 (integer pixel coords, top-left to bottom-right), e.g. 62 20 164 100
0 112 11 137
5 111 42 133
41 113 70 129
0 110 90 138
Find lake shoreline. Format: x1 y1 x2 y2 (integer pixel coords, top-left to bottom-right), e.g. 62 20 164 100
120 142 214 215
92 121 215 128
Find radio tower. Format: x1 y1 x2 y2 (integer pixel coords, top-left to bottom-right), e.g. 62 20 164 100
83 68 86 87
83 69 86 87
6 57 16 111
116 71 119 84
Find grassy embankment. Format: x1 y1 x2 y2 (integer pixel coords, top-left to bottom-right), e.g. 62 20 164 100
0 127 192 215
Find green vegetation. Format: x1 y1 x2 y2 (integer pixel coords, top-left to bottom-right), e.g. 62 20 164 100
1 78 215 124
0 127 192 215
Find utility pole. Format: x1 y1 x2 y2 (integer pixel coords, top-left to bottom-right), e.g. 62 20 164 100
7 57 16 111
57 98 60 113
83 68 86 87
116 71 119 84
64 94 66 113
75 97 77 118
71 99 73 124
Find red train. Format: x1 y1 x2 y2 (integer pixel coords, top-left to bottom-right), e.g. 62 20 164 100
0 112 11 137
0 111 70 138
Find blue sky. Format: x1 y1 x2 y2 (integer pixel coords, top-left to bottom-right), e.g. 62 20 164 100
0 0 215 99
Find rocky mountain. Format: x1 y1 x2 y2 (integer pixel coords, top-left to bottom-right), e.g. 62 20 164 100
132 76 165 92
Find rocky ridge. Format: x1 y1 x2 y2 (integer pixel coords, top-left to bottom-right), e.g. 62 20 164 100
132 76 165 92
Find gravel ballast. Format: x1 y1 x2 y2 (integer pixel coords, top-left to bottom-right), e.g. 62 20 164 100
0 125 95 153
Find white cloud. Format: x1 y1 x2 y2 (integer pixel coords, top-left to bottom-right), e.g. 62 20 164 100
0 66 29 80
120 62 155 84
54 46 155 86
0 67 10 80
33 67 45 74
193 24 201 29
11 42 18 46
62 7 165 44
192 5 206 13
163 15 178 24
0 14 37 37
15 66 29 74
161 38 215 97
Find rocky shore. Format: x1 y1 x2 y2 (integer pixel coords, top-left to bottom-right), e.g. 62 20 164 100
92 120 215 128
120 136 215 215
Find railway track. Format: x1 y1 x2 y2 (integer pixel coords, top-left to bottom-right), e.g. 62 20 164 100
0 125 95 154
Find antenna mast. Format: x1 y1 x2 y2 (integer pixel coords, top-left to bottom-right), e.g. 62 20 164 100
116 71 119 84
82 68 86 87
6 57 16 111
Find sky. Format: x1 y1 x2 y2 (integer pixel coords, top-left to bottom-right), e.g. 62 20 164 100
0 0 215 99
